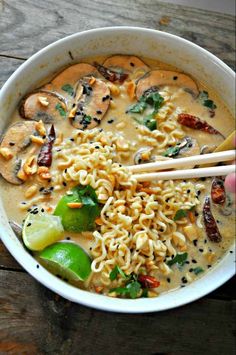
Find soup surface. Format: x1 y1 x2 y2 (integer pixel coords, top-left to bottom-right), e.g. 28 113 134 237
0 54 235 299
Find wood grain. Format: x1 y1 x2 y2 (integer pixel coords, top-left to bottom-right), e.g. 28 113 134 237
0 0 235 69
0 270 235 355
0 56 25 88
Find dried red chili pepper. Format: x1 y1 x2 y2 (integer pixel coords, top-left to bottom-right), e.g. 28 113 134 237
203 196 222 242
138 274 160 288
178 113 221 135
211 178 226 205
37 125 56 167
94 62 128 83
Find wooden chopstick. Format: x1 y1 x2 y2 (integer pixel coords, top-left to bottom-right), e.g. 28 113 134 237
132 165 235 182
128 150 235 173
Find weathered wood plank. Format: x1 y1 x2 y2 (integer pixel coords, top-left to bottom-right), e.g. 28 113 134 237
0 0 235 70
0 241 23 270
0 270 235 355
0 56 25 89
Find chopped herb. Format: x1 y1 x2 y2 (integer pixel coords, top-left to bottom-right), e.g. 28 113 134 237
83 115 92 123
126 281 141 299
55 103 66 117
192 267 204 275
167 252 188 267
173 209 188 221
198 91 217 110
163 145 181 157
109 265 128 281
109 273 142 299
61 84 74 96
128 100 147 113
141 288 149 297
143 114 157 131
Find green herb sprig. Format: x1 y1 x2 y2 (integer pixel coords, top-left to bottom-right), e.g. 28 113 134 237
61 84 74 96
167 252 188 267
55 103 66 117
198 91 217 111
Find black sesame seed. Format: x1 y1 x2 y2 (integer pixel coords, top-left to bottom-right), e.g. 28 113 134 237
188 143 193 148
64 169 67 173
93 117 100 123
167 278 171 283
173 76 178 80
27 208 31 212
192 259 197 264
230 250 233 254
39 187 44 192
102 95 110 102
89 247 92 250
27 223 31 227
95 146 100 149
72 103 76 108
107 119 114 124
181 285 185 288
171 254 174 259
181 277 188 284
99 129 103 132
195 212 199 217
70 138 75 142
200 177 206 181
130 62 135 67
42 135 46 139
36 264 39 269
199 248 203 252
207 264 212 268
160 228 164 232
185 260 190 264
9 142 15 146
41 208 44 212
63 182 67 186
66 237 71 240
204 239 207 244
193 239 198 247
197 190 201 196
187 189 191 194
96 110 102 114
189 268 193 272
48 179 51 183
50 186 54 191
21 202 26 205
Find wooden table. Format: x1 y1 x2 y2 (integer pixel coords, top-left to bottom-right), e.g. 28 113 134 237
0 1 235 354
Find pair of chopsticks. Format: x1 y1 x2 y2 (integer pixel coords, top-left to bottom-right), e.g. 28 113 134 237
128 150 235 181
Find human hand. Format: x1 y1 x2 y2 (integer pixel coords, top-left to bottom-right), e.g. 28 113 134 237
225 136 236 193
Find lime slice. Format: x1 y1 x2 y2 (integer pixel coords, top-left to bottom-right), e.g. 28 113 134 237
22 212 64 251
39 242 91 281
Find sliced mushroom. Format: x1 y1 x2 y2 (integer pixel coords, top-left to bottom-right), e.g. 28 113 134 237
134 147 172 165
163 136 200 169
49 63 99 95
0 121 38 184
19 91 67 123
136 70 199 99
70 77 110 130
103 55 149 80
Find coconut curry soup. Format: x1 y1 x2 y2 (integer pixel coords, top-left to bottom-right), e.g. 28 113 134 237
0 55 235 299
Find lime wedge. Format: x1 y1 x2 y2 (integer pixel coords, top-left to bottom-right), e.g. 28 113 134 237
22 212 64 251
39 242 91 281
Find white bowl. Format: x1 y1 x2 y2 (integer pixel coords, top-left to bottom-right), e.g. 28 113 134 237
0 27 235 313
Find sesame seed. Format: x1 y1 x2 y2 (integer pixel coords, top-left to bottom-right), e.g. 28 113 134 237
167 278 171 283
9 142 15 146
41 208 44 212
173 76 178 80
181 277 188 284
36 264 39 269
66 237 71 240
189 268 193 272
130 62 135 67
39 187 44 192
70 138 74 142
195 212 199 217
64 169 67 173
27 223 31 227
63 182 67 186
95 146 100 149
193 239 198 246
96 110 102 114
107 119 114 124
199 248 203 252
187 189 191 193
207 264 212 268
192 259 197 264
21 202 26 205
230 250 233 253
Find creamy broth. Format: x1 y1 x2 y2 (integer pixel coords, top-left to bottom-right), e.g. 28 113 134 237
0 55 235 297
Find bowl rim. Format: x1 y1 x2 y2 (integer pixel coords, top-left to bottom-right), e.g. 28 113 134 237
0 26 235 313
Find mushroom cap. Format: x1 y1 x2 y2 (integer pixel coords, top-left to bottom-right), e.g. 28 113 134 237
136 70 199 99
70 77 110 130
19 91 67 123
0 121 38 184
103 55 149 80
50 63 99 95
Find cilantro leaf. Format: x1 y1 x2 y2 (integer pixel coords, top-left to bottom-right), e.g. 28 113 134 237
127 101 147 113
144 92 164 112
173 209 188 221
167 252 188 267
198 91 217 110
55 103 66 117
162 145 181 157
143 115 157 131
126 281 141 299
61 84 74 96
109 265 127 281
192 267 204 275
83 115 92 123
